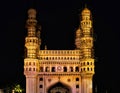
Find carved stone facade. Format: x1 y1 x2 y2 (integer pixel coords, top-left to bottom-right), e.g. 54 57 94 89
24 7 95 93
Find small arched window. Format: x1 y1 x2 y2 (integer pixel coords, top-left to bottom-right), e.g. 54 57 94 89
29 62 31 65
83 62 85 65
39 85 43 88
46 57 48 60
52 67 55 72
39 78 43 81
75 67 79 72
91 68 92 71
29 68 31 71
63 67 67 72
91 62 92 65
87 67 89 71
81 68 82 72
33 68 35 71
76 85 79 88
83 68 85 71
67 57 69 60
87 62 89 65
76 78 79 81
64 57 66 60
40 67 43 72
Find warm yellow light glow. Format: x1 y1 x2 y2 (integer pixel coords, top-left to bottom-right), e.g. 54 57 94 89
24 7 95 93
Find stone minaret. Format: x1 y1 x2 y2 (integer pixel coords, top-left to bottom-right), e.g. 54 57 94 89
24 8 41 93
23 7 95 93
80 7 95 93
75 27 81 49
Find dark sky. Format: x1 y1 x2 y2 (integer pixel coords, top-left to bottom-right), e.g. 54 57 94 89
0 0 120 92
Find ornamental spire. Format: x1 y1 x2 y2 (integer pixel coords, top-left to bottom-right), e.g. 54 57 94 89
75 28 81 49
26 8 37 37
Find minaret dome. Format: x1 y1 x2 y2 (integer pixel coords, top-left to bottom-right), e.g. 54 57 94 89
28 8 37 18
81 8 91 16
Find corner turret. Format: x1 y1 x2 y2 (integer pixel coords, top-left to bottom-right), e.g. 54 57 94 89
24 8 40 93
80 7 95 93
75 28 81 49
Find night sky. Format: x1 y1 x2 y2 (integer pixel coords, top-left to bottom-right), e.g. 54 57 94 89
0 0 120 93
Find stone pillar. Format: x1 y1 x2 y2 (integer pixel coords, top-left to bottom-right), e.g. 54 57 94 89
26 76 37 93
81 76 93 93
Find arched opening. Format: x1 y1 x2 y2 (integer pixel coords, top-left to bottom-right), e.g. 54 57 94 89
52 67 55 72
47 82 72 93
75 66 79 72
63 67 67 72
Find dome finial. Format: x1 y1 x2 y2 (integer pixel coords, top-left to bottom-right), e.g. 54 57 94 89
81 5 91 16
85 4 87 8
45 45 47 50
28 8 36 16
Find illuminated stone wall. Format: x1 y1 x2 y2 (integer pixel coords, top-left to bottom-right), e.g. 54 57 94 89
24 7 95 93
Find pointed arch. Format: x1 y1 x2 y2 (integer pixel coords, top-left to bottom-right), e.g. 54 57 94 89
47 82 72 93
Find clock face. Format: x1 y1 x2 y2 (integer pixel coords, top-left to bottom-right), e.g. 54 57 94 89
57 66 62 71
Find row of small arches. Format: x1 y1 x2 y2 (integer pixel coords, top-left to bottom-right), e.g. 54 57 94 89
81 39 92 44
81 62 93 66
81 67 93 72
25 67 38 71
25 61 93 66
39 57 79 60
40 50 80 54
25 62 36 66
81 21 91 26
25 67 93 72
39 66 80 72
26 39 38 43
